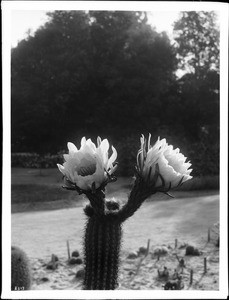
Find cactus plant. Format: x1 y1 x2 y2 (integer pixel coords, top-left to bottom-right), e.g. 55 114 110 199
11 246 31 290
71 171 160 289
58 135 193 289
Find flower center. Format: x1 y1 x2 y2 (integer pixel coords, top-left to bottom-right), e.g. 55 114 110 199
77 158 96 176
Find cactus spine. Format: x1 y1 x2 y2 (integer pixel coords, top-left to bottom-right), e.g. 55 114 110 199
11 246 31 290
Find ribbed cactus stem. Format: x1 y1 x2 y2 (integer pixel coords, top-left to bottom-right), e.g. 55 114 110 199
83 205 122 290
118 174 156 222
11 246 31 290
77 174 155 290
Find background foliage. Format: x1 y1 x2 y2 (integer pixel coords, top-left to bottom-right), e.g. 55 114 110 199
11 11 219 176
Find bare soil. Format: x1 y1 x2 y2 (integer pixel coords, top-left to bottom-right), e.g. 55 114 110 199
12 191 219 290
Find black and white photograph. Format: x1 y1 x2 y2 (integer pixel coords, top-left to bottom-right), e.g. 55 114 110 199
2 1 228 299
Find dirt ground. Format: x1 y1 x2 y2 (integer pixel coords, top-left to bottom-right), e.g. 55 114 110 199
11 191 219 290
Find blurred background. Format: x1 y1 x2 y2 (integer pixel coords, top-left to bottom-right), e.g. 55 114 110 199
11 10 219 183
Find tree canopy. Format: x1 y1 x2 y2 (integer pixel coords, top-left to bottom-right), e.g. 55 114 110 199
172 11 219 141
173 11 219 76
11 10 177 153
11 10 219 176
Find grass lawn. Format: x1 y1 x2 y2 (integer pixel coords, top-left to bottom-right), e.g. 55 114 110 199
11 168 131 203
11 168 219 213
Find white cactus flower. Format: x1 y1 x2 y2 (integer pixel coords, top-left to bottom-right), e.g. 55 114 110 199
57 137 117 191
137 134 193 190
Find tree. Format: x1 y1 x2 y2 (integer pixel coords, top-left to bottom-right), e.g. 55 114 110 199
173 11 219 76
172 11 219 140
11 10 177 153
170 11 219 176
11 11 92 153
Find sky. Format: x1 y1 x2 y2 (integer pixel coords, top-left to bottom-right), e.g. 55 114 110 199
11 10 180 47
11 10 50 47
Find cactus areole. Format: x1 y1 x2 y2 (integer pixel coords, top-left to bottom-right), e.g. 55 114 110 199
58 135 193 290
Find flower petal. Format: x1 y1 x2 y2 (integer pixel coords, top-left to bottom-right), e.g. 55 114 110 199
68 142 78 152
147 133 152 152
98 139 109 166
107 146 117 170
81 137 86 147
97 136 102 147
139 134 146 171
57 164 65 175
85 138 97 152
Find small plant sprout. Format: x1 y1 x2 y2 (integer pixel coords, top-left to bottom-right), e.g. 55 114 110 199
175 238 178 248
66 240 71 261
204 257 207 273
57 134 193 289
208 227 211 242
190 269 194 285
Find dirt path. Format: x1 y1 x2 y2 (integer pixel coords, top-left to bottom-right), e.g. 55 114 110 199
11 192 219 290
12 193 219 260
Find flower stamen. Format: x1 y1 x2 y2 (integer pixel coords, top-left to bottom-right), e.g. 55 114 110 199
78 165 96 177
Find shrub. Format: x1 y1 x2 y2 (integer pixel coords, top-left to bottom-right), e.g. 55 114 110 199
114 135 140 177
116 136 219 177
11 132 219 178
11 152 64 168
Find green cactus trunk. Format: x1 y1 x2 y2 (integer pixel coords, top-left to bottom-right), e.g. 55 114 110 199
83 214 122 290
